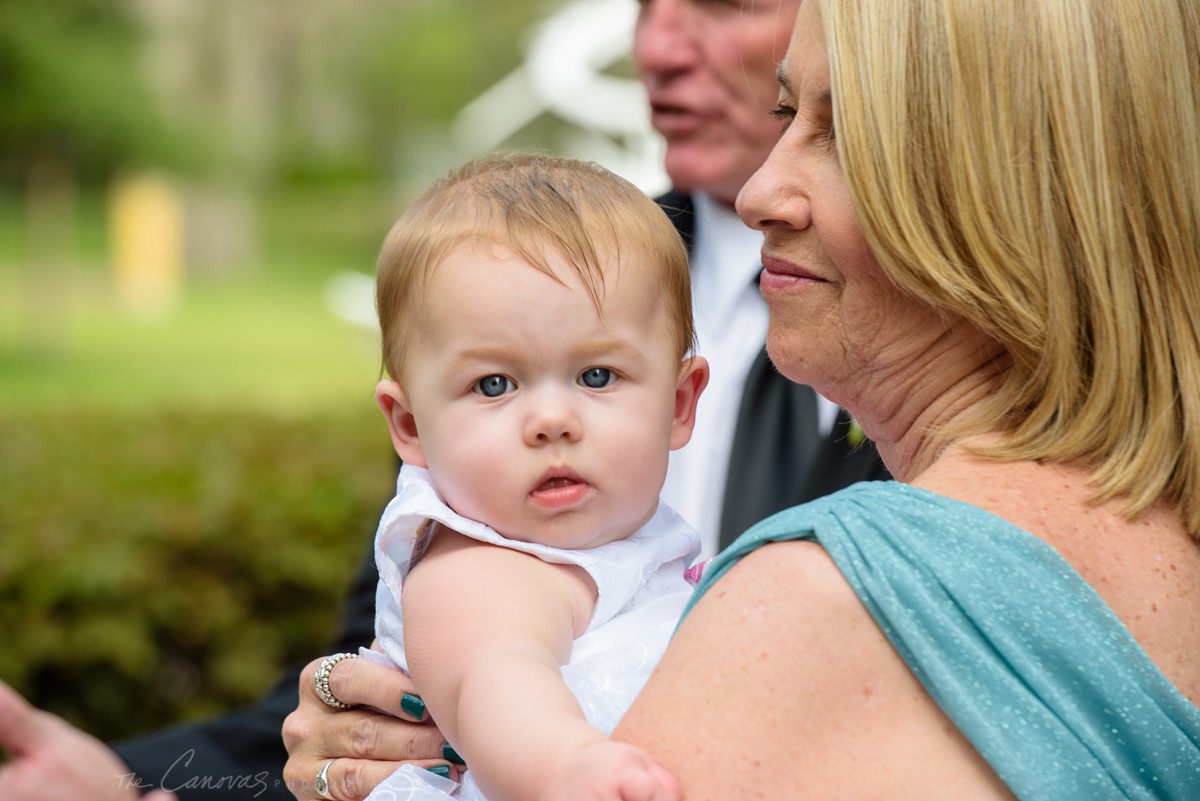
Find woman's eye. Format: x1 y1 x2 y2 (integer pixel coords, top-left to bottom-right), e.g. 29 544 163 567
578 367 615 389
769 104 796 129
474 375 514 397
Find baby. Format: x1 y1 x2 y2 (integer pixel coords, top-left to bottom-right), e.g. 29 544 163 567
367 153 708 801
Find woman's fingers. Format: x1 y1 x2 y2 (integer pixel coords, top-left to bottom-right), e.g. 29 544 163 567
318 708 448 762
283 655 457 801
299 655 426 722
304 758 460 801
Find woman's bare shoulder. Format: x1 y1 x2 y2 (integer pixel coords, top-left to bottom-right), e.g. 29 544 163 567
615 540 1015 800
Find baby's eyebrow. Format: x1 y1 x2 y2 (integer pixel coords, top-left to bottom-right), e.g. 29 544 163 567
573 337 646 364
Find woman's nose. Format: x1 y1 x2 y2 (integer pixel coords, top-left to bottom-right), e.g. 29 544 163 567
737 144 812 233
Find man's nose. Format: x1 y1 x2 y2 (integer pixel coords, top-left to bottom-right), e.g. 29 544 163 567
633 0 699 79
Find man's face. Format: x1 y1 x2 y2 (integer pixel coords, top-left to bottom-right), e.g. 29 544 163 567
634 0 802 206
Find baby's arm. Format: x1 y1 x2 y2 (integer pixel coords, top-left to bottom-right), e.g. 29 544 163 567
401 526 678 801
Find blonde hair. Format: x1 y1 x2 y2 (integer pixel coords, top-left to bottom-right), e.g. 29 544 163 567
819 0 1200 535
375 152 694 383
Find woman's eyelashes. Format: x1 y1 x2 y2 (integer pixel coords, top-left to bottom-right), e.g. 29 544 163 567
769 103 796 129
770 103 837 146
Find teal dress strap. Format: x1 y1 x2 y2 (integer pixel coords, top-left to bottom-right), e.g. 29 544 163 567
686 482 1200 800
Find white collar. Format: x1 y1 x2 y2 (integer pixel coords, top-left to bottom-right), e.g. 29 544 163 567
689 192 766 329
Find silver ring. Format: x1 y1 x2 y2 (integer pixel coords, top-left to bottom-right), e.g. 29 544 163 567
314 652 358 709
315 758 335 799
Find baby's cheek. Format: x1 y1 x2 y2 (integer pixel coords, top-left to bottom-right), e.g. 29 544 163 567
429 468 489 521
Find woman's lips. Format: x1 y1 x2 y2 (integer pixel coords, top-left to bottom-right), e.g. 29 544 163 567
759 255 826 291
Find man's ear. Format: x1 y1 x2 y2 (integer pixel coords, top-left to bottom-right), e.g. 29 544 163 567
375 380 427 467
669 355 710 450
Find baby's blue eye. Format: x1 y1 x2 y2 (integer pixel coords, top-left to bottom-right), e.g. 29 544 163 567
475 375 513 397
578 367 615 389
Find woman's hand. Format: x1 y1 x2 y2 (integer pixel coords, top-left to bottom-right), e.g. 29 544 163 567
282 653 458 801
0 680 177 801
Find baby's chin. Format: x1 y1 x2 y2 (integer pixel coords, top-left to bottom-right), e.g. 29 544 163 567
460 493 659 551
491 520 638 552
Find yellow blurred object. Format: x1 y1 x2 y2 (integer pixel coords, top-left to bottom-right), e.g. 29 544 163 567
110 174 184 319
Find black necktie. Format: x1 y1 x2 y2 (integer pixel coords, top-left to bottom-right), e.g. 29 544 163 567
718 348 822 549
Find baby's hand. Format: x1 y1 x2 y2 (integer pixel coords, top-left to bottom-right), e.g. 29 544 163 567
539 740 680 801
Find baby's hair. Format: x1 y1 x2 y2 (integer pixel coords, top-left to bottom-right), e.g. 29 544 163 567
376 152 694 382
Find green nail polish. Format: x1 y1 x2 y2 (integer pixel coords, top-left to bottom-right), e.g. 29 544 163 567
401 692 426 720
427 765 451 779
442 743 465 765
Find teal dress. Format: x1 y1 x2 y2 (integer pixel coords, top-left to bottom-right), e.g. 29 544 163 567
686 482 1200 800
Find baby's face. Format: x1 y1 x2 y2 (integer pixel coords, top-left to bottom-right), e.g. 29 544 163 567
398 241 696 549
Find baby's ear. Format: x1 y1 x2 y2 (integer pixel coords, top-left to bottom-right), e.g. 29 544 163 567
669 356 710 450
375 380 427 467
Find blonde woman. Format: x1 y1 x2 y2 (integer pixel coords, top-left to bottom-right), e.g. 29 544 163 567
616 1 1200 798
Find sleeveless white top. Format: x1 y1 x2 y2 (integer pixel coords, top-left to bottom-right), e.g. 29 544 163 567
366 465 700 801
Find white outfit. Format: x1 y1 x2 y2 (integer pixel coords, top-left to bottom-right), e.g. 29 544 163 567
366 465 701 801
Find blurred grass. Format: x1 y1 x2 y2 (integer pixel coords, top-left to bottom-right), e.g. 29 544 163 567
0 272 380 413
0 184 393 414
0 183 403 741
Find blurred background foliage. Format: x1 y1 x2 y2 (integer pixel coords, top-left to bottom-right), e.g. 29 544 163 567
0 0 655 742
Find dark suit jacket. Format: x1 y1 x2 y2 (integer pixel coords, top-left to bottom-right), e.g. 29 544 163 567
115 190 889 799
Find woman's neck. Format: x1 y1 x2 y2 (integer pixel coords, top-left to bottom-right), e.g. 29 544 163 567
835 323 1009 483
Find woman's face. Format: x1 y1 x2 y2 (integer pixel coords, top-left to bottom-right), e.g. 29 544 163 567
735 1 947 405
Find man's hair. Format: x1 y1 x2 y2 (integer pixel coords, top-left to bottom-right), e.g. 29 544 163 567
375 152 694 383
820 0 1200 534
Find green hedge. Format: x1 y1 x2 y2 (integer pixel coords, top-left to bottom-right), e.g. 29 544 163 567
0 408 395 742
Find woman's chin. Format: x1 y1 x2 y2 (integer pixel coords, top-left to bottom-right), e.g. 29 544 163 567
765 335 856 407
766 340 819 387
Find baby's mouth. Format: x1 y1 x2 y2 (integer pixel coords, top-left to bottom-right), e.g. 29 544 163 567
529 471 591 508
536 476 580 493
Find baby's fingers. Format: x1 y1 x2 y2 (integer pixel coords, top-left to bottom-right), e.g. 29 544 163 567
618 757 680 801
